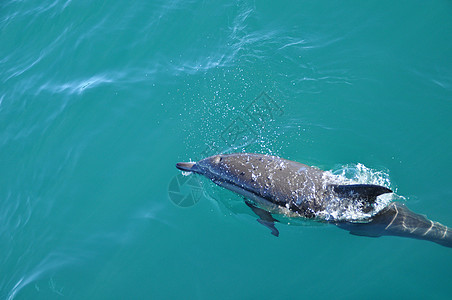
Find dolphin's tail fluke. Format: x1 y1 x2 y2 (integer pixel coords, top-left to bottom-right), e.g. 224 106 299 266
338 203 452 248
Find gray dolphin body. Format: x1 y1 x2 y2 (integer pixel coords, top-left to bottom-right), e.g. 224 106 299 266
176 153 452 248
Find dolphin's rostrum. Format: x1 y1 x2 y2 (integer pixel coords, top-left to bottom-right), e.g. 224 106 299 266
176 153 452 248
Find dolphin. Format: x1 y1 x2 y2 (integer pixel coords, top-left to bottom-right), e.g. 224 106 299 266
176 153 452 248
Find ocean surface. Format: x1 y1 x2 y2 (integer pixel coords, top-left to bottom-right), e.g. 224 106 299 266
1 1 452 299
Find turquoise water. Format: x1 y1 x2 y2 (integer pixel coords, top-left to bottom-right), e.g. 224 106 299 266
1 0 452 299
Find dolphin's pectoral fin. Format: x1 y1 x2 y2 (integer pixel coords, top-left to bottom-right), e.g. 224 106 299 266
244 200 279 223
331 184 392 203
257 219 280 237
245 200 280 237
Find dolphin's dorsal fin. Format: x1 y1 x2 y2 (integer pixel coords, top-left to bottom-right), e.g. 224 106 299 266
331 184 392 203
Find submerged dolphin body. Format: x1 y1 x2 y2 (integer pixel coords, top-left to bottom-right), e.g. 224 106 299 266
176 153 452 248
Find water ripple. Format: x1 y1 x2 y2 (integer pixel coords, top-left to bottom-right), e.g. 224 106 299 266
39 74 116 95
410 66 452 93
3 25 71 84
6 249 83 300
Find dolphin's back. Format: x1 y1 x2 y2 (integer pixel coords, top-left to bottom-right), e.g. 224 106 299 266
217 153 326 217
215 153 391 220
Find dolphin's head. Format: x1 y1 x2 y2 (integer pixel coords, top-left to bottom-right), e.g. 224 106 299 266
176 153 270 198
176 154 229 181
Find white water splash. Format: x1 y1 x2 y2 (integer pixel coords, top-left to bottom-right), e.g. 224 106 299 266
316 163 402 222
